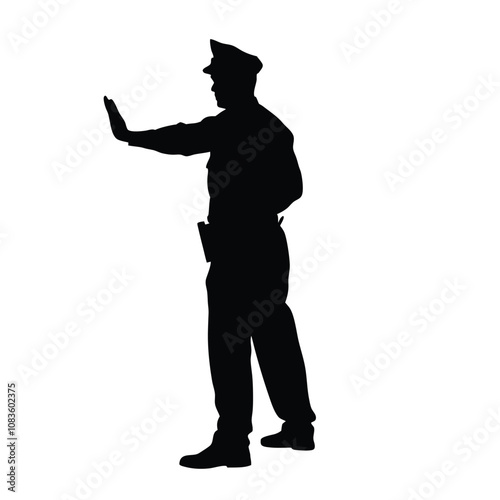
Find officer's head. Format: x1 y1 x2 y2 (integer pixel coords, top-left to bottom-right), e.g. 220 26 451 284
203 40 262 109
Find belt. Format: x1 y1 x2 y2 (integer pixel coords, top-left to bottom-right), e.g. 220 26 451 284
197 216 284 262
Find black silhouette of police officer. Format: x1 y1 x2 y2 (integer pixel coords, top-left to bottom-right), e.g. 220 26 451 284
104 40 316 469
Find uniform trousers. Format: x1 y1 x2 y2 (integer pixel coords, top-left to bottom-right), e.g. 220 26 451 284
205 220 316 448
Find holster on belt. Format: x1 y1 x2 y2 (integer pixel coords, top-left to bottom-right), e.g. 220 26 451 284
197 221 214 262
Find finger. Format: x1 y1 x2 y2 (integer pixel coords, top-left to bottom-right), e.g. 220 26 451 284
108 100 120 114
104 97 113 112
104 96 113 109
105 102 120 119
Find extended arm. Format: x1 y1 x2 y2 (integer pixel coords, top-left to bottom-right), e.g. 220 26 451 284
103 96 217 156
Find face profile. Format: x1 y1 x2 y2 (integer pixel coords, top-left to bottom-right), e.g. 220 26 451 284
211 78 232 109
210 75 256 109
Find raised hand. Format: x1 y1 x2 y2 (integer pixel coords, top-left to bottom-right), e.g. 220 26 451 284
103 96 130 141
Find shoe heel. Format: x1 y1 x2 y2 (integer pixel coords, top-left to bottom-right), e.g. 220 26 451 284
227 462 251 468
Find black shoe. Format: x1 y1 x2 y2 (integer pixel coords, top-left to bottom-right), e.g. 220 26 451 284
261 425 314 450
179 442 251 469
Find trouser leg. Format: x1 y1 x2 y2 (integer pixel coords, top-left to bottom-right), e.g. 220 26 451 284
251 226 315 431
252 303 316 430
206 265 253 448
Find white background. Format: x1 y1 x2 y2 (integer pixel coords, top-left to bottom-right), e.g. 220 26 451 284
2 0 500 499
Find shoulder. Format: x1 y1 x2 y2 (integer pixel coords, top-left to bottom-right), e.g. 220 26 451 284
200 111 225 125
